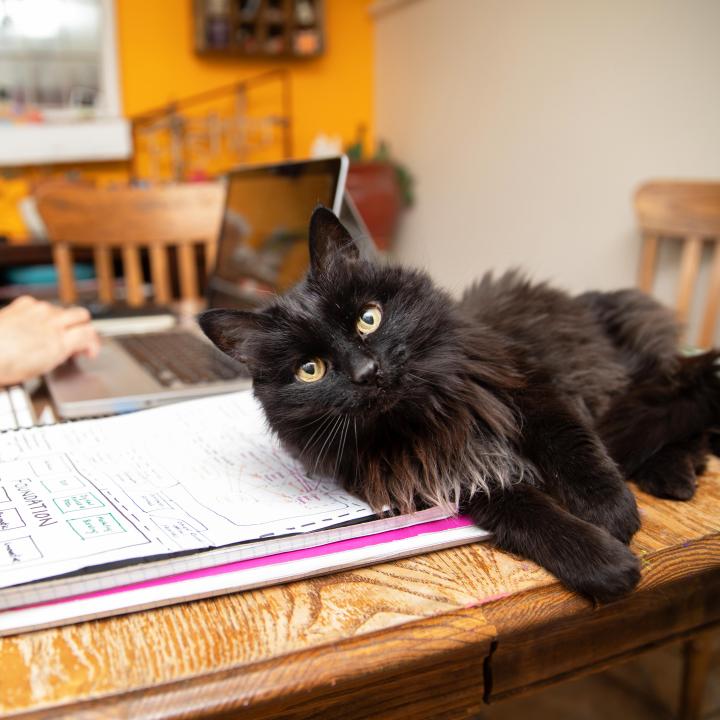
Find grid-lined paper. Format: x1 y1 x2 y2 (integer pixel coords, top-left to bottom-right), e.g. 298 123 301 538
0 391 378 592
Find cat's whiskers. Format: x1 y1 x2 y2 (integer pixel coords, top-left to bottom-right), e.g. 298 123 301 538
292 409 334 431
318 415 344 475
405 373 426 384
326 416 347 474
299 412 337 459
333 415 350 480
331 416 344 479
353 417 359 472
313 414 344 476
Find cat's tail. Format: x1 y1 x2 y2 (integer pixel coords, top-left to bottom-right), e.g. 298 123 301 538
598 350 720 476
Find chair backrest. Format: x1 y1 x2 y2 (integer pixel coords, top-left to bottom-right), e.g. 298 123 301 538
35 183 225 306
634 180 720 347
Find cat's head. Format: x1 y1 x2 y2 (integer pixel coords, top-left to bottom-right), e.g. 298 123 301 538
200 207 521 512
199 207 461 431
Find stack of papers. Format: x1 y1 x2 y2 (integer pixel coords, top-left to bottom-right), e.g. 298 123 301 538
0 392 487 635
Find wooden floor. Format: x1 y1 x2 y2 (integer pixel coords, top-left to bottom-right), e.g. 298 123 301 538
480 633 720 719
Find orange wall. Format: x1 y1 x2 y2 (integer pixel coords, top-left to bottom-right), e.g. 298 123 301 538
116 0 374 156
0 1 374 241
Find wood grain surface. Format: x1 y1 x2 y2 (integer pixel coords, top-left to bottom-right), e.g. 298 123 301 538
3 462 720 719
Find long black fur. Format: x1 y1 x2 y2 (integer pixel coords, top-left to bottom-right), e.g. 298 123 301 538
200 207 720 604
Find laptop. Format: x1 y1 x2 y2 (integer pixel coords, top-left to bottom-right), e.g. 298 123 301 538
46 156 350 419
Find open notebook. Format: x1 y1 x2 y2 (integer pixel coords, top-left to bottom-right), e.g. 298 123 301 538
0 392 486 621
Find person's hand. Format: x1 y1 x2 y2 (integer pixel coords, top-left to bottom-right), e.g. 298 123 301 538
0 296 100 385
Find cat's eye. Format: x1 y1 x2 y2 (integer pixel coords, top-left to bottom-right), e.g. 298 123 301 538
356 304 382 335
295 358 327 383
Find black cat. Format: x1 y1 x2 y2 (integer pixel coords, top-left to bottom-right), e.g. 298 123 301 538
200 207 720 603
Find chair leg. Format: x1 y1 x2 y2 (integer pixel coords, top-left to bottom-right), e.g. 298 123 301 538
678 636 713 720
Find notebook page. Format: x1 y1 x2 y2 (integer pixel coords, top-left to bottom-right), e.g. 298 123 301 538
0 391 375 589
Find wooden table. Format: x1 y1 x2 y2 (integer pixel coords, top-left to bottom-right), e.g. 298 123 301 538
2 460 719 719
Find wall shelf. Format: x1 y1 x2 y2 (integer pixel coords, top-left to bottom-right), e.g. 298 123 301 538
194 0 324 59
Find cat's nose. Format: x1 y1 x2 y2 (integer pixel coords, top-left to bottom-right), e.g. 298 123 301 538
349 356 379 384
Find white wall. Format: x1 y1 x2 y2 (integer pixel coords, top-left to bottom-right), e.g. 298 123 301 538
374 0 720 301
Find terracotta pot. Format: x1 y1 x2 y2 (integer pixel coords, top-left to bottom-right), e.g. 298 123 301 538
346 161 402 251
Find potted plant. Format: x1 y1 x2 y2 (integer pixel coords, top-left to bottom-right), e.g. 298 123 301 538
345 129 414 251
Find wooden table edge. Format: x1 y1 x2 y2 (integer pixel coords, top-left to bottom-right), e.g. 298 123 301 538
6 607 497 720
6 532 720 719
482 534 720 701
489 617 720 704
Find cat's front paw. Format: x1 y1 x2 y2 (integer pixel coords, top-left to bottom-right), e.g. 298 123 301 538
633 445 699 501
602 484 641 544
707 430 720 458
568 532 641 604
577 483 640 544
635 465 696 501
700 352 720 413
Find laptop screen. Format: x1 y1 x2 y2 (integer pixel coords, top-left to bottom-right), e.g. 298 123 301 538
207 156 348 310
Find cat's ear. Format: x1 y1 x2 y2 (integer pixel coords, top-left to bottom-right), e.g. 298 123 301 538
309 205 358 275
198 308 270 362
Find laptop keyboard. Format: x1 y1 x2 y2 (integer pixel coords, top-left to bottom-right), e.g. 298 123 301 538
116 332 249 387
0 385 35 431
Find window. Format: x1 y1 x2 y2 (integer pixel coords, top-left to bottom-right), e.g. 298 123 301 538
0 0 129 165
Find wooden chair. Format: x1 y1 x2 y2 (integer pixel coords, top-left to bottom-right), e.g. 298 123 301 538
635 180 720 720
35 183 225 306
635 180 720 346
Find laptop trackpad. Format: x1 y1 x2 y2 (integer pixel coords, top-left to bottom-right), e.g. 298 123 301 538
48 342 160 401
